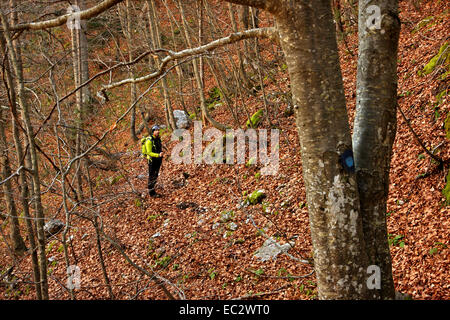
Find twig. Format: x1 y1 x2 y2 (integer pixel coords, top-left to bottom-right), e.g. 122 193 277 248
398 104 445 168
231 284 289 300
247 269 315 280
0 165 23 186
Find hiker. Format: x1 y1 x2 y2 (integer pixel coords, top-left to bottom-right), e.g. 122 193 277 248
142 125 163 197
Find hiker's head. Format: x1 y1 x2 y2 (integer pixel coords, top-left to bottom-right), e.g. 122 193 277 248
151 125 160 136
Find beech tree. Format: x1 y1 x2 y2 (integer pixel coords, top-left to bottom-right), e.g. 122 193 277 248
222 0 400 299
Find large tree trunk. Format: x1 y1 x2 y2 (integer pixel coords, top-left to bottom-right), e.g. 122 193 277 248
274 1 369 299
226 0 370 299
225 0 400 300
353 0 400 300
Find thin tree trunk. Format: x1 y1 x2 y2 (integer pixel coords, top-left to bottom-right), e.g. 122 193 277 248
93 213 115 299
77 0 91 106
352 0 400 300
0 109 27 254
202 1 239 125
70 0 84 201
161 0 192 117
250 7 272 127
0 11 49 300
119 0 139 141
228 3 252 89
1 28 41 297
177 0 228 131
148 0 177 130
54 124 76 300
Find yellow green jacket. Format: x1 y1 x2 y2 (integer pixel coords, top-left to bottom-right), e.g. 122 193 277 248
141 135 161 160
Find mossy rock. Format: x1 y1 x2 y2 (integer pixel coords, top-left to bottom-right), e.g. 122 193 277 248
108 174 124 185
246 110 264 128
412 16 434 34
135 198 142 208
436 89 448 105
442 169 450 205
220 210 234 223
419 42 449 76
246 189 267 205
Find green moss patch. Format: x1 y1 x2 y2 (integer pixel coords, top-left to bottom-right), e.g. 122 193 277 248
246 110 264 128
419 42 449 76
442 169 450 205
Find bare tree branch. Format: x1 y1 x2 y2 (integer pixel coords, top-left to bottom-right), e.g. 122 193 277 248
97 27 277 97
5 0 124 31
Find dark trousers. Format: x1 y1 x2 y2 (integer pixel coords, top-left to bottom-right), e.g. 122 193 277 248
148 157 162 195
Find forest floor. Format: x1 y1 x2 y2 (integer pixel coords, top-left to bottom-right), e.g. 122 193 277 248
1 0 448 300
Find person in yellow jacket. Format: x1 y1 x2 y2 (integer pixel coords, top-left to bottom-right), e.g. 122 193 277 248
142 125 163 197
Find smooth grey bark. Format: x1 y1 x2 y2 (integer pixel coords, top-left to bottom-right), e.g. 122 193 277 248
79 0 91 106
275 1 369 299
227 0 370 299
70 0 87 201
353 0 400 300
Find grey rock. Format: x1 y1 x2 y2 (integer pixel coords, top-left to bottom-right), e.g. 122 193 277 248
254 237 293 262
44 219 65 237
173 110 191 129
228 222 238 231
212 222 220 230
